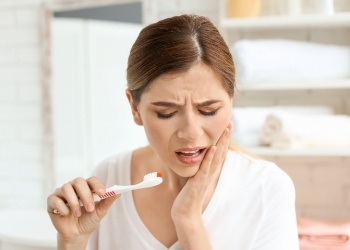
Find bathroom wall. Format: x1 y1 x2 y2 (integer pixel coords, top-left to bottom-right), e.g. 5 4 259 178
0 0 349 221
0 0 44 208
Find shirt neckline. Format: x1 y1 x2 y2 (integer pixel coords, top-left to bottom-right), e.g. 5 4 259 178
122 150 234 249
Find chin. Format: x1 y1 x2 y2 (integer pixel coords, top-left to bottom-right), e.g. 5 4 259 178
173 163 200 178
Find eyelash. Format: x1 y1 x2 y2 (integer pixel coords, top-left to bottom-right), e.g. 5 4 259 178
200 110 218 116
157 112 176 119
157 109 219 119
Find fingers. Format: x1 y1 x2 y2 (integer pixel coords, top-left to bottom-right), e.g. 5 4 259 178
47 176 107 217
63 180 84 216
194 123 232 182
215 122 232 163
47 191 70 216
197 145 217 178
210 123 231 176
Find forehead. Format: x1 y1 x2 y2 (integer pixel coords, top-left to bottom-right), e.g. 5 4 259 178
142 64 228 100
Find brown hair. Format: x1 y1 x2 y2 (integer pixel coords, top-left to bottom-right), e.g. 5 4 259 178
126 14 235 103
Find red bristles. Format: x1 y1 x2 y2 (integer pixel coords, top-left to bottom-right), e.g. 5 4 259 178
99 191 116 199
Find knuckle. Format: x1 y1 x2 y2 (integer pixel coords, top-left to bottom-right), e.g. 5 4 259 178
87 176 104 189
72 177 86 185
86 176 97 182
53 199 61 207
61 182 73 194
53 199 65 209
87 176 100 186
47 194 55 204
71 177 86 187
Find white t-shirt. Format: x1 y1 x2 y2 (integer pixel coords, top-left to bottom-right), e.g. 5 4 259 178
87 150 299 249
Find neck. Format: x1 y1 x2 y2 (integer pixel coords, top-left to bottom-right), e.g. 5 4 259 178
145 146 190 193
162 168 189 193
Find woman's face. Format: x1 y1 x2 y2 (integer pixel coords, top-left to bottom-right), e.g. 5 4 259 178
132 64 233 177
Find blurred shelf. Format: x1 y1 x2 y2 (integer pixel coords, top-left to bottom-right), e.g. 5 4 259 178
244 146 350 157
221 12 350 30
236 78 350 91
220 1 350 159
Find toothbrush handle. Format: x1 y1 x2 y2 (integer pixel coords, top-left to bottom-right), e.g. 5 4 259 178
78 180 161 207
53 180 160 214
78 187 133 207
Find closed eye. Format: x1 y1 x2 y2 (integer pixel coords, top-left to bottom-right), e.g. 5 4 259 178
157 111 177 119
157 109 219 119
199 109 219 116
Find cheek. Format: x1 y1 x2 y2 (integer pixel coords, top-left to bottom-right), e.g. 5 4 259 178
142 117 170 149
210 109 232 140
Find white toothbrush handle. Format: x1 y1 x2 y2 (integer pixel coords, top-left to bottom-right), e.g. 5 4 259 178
107 184 142 193
104 180 161 196
53 174 162 214
78 184 142 206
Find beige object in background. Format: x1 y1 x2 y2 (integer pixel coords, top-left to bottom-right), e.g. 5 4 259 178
227 0 261 17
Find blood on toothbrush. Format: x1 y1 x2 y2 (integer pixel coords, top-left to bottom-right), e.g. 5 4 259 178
157 172 162 177
99 191 116 199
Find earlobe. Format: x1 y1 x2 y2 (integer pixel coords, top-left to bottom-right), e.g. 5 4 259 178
125 90 143 126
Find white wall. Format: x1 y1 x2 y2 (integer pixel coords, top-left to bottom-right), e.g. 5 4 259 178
0 0 45 208
52 19 147 185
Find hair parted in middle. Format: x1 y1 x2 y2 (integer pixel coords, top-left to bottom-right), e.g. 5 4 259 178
127 14 235 103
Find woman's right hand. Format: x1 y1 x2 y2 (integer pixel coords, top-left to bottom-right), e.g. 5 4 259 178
47 177 119 248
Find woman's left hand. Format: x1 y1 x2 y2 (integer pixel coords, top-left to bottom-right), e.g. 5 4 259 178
171 122 232 222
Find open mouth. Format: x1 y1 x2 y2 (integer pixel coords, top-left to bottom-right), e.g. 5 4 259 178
175 148 206 157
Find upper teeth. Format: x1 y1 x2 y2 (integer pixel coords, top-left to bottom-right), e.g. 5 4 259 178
181 150 199 153
178 150 201 156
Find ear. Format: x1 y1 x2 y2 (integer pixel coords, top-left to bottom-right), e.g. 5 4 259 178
125 90 143 126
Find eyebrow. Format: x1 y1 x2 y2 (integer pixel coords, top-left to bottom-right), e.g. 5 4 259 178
151 100 221 108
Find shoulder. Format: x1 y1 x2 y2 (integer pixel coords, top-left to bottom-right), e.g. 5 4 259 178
222 151 298 248
226 150 295 198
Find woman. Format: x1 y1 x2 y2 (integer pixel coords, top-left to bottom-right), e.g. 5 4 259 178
47 14 299 249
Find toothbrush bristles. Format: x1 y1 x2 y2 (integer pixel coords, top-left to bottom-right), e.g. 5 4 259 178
143 171 162 180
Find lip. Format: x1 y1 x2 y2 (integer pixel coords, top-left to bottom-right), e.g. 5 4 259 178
175 147 207 165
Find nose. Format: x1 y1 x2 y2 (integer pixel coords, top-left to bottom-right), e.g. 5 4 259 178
177 112 203 142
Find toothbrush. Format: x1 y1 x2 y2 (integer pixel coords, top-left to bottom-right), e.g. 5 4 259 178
91 171 162 203
53 172 162 214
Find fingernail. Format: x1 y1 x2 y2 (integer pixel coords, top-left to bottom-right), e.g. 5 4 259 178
97 188 105 195
74 209 81 217
87 202 94 212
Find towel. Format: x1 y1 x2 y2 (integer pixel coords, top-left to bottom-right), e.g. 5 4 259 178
230 39 350 83
298 217 350 250
232 106 334 146
260 113 350 149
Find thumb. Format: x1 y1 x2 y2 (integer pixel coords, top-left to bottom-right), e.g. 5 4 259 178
95 194 121 218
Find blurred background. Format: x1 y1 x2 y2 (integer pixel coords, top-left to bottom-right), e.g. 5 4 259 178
0 0 350 249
